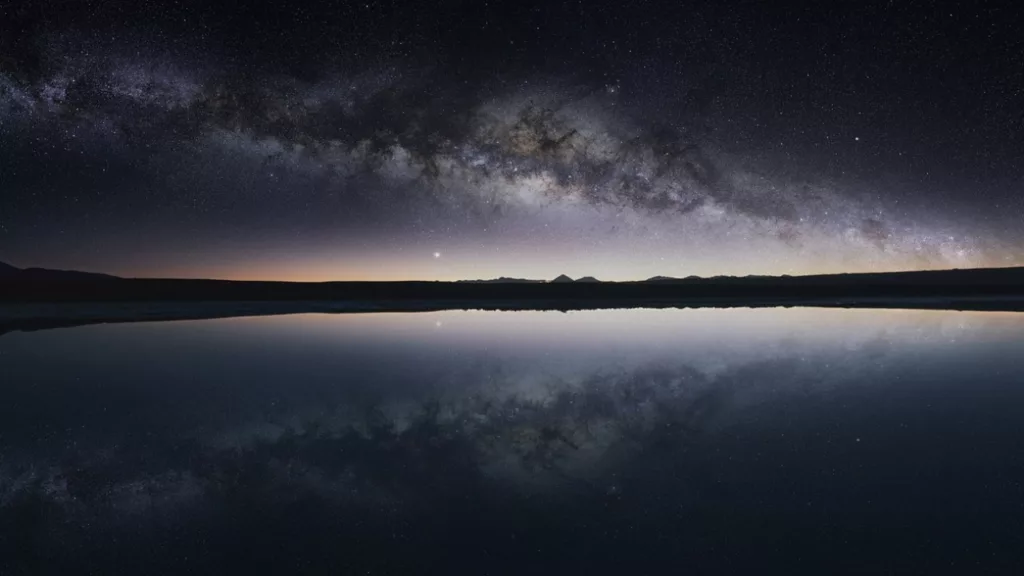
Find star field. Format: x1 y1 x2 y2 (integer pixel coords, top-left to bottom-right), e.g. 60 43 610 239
1 0 1022 280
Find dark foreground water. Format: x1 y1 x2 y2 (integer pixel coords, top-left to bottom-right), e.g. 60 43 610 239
1 308 1023 574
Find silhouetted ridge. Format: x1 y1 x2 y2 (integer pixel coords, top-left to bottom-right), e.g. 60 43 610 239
2 264 1024 306
645 275 704 283
456 277 544 284
0 264 120 282
0 261 19 278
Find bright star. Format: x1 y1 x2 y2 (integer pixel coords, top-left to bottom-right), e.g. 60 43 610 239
433 251 441 259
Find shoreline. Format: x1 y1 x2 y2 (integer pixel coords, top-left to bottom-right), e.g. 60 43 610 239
3 296 1024 335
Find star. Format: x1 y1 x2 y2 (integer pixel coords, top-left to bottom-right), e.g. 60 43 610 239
433 251 442 259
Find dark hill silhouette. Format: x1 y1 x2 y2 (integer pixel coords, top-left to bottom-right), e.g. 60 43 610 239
2 264 1024 310
2 265 1024 333
645 275 704 282
16 267 121 282
575 276 601 283
456 277 544 284
0 260 120 282
0 261 18 278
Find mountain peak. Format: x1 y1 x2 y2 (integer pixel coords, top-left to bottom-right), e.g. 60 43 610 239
550 274 574 283
575 276 600 283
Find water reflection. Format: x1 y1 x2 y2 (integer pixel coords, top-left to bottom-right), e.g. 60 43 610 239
2 308 1023 573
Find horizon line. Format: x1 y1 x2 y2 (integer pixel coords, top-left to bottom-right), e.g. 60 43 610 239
5 259 1023 284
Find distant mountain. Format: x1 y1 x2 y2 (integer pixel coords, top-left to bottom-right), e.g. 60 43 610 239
0 261 19 278
547 275 600 283
3 265 1024 307
645 275 703 283
457 277 545 284
19 268 120 281
0 262 120 282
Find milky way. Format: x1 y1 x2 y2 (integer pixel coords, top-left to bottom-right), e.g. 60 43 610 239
2 7 1022 279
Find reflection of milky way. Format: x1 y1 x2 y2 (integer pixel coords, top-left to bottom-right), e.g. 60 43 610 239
3 309 1024 570
0 309 1013 500
1 43 1019 278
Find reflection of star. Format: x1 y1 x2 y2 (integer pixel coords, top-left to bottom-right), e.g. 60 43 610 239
433 251 441 259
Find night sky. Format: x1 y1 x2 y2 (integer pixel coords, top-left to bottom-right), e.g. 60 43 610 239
1 0 1022 281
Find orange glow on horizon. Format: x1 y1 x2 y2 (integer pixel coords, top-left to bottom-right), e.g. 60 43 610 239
113 258 1024 283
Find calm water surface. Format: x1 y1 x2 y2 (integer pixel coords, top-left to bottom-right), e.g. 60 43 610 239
2 308 1023 574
